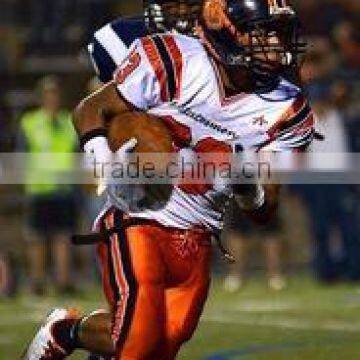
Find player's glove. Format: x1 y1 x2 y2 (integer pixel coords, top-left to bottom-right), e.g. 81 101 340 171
82 132 137 195
233 183 265 212
234 183 280 224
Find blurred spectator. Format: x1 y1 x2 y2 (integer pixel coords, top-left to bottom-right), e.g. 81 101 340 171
29 0 69 51
17 76 79 295
77 77 105 283
332 20 360 110
299 17 360 282
301 38 338 85
301 78 360 281
83 76 105 226
341 0 360 17
0 23 22 72
223 199 286 292
76 0 115 41
333 20 360 71
0 252 18 298
296 0 347 37
27 0 115 54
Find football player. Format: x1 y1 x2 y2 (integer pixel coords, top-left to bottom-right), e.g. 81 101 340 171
23 1 315 359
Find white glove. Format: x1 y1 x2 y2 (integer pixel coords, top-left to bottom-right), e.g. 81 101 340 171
83 136 137 195
83 135 112 161
100 138 137 195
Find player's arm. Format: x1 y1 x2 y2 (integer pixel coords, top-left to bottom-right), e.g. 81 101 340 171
74 35 183 154
239 94 316 223
73 37 154 155
72 80 138 162
73 80 130 138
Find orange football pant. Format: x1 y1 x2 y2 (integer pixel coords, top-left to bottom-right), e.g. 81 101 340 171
96 208 212 360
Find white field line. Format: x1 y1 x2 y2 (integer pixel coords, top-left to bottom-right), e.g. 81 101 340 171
4 309 359 334
203 312 360 332
232 300 301 312
230 299 360 312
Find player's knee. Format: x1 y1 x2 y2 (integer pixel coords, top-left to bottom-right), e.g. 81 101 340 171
116 336 166 360
169 320 197 348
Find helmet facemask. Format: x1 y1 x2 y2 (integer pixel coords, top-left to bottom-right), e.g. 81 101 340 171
196 0 306 87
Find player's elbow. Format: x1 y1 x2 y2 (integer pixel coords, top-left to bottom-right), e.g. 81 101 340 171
72 96 104 136
72 100 85 132
73 99 88 135
72 82 129 136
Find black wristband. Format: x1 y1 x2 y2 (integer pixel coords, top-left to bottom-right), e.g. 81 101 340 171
79 128 107 151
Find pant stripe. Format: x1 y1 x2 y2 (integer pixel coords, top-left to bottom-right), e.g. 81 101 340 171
111 232 129 342
103 214 120 305
114 211 138 349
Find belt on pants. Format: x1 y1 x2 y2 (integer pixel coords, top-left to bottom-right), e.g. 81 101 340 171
71 214 235 264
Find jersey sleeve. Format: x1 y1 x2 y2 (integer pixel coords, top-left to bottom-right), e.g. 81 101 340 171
88 17 148 83
261 95 315 152
114 35 184 110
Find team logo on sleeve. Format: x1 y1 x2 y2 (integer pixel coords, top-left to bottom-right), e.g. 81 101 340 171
114 49 141 84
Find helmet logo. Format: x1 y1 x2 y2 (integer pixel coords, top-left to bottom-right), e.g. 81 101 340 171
203 0 227 30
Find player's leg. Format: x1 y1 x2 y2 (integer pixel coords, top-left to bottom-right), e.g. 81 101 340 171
24 209 168 360
28 239 47 295
257 206 286 290
263 237 286 290
51 193 78 292
52 233 73 292
115 223 167 359
25 197 48 295
223 200 251 292
223 231 248 292
162 230 212 359
79 210 168 359
165 280 210 359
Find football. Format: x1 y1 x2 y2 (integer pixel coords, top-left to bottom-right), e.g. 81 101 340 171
108 111 173 153
107 111 174 211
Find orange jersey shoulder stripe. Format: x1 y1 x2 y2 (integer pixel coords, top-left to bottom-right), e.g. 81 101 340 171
141 37 169 102
267 95 307 138
162 35 183 100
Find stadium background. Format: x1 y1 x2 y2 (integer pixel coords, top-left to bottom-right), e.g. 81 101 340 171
0 0 359 359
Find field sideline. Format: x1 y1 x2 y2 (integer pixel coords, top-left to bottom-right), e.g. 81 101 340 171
2 274 360 359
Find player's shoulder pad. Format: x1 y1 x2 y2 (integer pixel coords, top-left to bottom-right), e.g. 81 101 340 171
265 80 315 150
133 33 209 101
89 17 148 83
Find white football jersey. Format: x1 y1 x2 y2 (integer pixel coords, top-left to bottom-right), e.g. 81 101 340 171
104 33 314 231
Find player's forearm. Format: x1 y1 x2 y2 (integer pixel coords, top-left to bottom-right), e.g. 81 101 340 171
73 81 129 138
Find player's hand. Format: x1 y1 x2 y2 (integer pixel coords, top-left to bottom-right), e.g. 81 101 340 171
83 135 112 163
243 184 280 224
97 138 137 195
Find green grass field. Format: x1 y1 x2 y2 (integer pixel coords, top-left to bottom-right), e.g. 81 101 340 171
2 274 360 359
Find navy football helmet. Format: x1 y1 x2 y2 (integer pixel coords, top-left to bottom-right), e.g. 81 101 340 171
195 0 305 73
144 0 201 34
